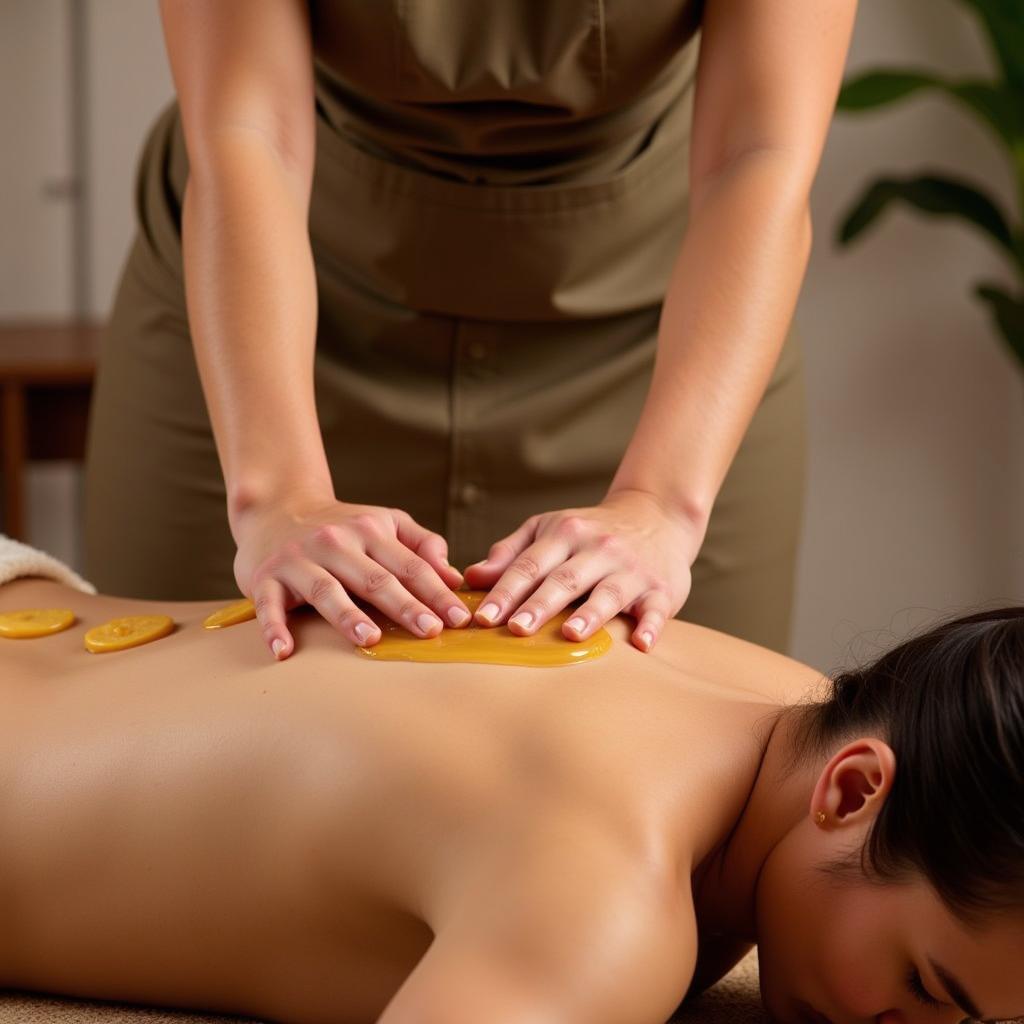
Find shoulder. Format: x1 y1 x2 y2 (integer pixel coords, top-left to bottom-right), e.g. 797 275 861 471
385 835 697 1023
383 904 695 1024
653 616 829 707
514 868 696 1023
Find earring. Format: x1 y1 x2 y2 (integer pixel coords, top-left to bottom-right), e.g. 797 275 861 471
815 810 827 825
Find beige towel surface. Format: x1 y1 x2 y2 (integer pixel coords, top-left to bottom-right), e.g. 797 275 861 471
0 950 765 1023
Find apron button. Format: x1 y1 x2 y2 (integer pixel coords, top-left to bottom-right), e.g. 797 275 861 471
458 481 482 506
467 339 488 361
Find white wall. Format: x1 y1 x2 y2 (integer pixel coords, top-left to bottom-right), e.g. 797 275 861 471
790 0 1024 669
0 0 74 316
0 0 174 319
85 0 174 317
6 0 1023 673
2 0 173 568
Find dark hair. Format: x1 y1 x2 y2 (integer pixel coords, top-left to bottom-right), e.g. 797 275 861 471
787 606 1024 926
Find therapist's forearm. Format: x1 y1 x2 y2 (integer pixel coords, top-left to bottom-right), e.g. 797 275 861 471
607 148 813 543
181 131 333 532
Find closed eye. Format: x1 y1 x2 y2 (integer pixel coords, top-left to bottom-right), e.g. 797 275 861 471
907 966 941 1008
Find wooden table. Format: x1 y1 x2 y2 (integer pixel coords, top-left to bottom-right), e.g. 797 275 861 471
0 321 102 541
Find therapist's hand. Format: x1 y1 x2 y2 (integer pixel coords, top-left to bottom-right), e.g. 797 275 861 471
231 497 469 660
462 489 704 653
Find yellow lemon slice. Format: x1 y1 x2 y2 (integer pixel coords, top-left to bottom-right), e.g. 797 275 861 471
84 615 174 654
0 608 76 639
203 598 257 630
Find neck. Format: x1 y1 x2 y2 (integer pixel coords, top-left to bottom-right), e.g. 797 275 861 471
691 704 820 943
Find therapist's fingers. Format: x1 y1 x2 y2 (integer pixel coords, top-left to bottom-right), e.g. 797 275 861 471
234 499 475 657
299 517 468 632
497 549 619 634
357 540 471 631
295 562 386 648
252 557 385 658
487 544 610 632
513 570 647 638
390 508 464 591
624 588 676 652
471 532 573 627
295 537 454 638
462 515 541 589
251 575 295 660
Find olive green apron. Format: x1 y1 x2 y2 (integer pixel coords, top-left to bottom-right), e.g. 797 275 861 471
84 0 805 652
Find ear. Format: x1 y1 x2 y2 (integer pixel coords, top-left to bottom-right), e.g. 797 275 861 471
810 738 896 828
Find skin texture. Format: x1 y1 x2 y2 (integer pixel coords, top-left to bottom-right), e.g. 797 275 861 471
158 0 857 658
3 577 1022 1023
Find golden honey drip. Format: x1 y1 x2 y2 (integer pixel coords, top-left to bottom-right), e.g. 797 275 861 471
84 615 175 654
356 591 611 666
0 608 76 639
203 598 257 630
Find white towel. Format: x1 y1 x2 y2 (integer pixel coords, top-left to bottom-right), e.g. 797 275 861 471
0 533 97 594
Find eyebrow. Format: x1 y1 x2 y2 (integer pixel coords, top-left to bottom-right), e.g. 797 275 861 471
927 956 988 1022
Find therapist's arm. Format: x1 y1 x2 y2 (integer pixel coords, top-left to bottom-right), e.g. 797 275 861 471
607 0 857 533
160 0 330 518
605 152 811 544
465 0 858 651
160 0 468 659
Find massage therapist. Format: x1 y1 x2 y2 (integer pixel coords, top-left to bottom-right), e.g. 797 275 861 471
83 0 857 660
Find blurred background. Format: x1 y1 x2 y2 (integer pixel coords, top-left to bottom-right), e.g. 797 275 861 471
1 0 1021 672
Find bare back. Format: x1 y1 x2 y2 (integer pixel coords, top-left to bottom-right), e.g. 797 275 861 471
0 578 825 1022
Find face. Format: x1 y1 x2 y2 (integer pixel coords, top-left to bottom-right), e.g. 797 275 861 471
753 739 1024 1024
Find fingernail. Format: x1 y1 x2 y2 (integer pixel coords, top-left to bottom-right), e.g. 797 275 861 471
354 622 375 644
448 605 470 627
640 631 653 650
477 602 500 623
509 611 534 630
417 613 441 634
565 616 586 634
271 638 286 659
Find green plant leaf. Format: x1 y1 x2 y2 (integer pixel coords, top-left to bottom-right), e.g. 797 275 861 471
956 0 1024 92
949 81 1024 149
837 70 1024 152
836 174 1016 259
975 283 1024 367
837 70 939 109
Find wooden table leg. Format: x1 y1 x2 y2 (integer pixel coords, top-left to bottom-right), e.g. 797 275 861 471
2 380 26 540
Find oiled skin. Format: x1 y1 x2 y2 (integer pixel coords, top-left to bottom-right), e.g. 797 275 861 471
0 578 825 1022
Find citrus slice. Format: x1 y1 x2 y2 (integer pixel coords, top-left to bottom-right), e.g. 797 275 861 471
0 608 76 639
203 598 257 630
84 615 174 654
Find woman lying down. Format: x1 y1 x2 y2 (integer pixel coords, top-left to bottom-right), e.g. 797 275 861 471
0 533 1021 1024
